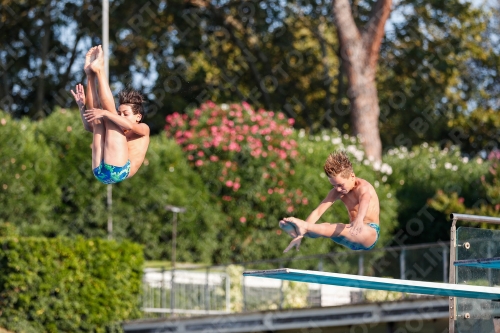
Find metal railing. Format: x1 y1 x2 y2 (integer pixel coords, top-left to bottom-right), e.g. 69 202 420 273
448 213 500 333
141 241 451 318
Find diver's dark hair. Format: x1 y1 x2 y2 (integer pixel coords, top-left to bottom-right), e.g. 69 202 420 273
118 88 145 122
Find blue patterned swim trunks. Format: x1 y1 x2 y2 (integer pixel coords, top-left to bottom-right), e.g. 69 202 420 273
331 223 380 251
93 160 131 184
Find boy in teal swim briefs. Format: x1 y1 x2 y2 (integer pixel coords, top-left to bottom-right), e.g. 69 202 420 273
71 45 150 184
279 150 380 252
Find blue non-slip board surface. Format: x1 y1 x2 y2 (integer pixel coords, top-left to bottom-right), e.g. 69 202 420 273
244 268 500 300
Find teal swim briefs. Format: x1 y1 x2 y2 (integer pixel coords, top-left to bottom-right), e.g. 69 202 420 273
93 160 131 184
330 223 380 251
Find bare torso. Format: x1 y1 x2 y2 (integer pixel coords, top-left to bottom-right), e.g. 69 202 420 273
339 177 380 224
125 130 150 177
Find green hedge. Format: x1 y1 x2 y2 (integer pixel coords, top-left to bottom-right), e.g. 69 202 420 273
0 237 144 333
384 144 490 244
0 108 227 263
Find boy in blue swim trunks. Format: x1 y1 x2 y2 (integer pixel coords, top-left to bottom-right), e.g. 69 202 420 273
71 45 150 184
279 150 380 252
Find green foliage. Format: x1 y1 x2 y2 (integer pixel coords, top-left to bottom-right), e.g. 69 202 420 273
112 134 227 262
446 107 500 154
0 223 17 237
0 109 226 263
428 152 500 229
384 143 490 244
0 236 143 333
0 113 61 233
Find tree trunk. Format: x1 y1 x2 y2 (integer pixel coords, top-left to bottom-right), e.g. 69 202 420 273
332 0 392 162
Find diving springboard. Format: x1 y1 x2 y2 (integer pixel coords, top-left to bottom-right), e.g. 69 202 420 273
243 268 500 300
454 257 500 269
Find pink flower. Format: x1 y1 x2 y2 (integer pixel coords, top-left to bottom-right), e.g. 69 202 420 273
197 151 204 157
226 180 234 187
225 161 232 168
288 118 295 125
228 142 240 151
287 206 294 213
270 162 276 168
268 189 274 194
210 156 219 162
195 160 203 166
233 183 241 191
240 217 246 223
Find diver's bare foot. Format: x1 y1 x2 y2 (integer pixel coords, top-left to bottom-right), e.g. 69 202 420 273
84 46 97 75
279 220 298 238
281 217 308 236
89 45 104 74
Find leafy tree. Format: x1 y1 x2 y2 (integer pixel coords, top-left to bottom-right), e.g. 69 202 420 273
2 0 497 162
0 0 102 118
378 0 493 153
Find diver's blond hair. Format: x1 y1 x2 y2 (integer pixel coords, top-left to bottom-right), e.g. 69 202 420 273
324 150 353 178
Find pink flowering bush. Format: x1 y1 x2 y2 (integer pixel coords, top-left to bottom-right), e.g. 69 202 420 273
165 102 305 261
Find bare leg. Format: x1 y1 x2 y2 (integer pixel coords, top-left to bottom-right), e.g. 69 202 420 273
91 120 106 170
280 218 378 248
103 119 129 166
85 46 100 109
90 45 118 115
77 47 96 132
